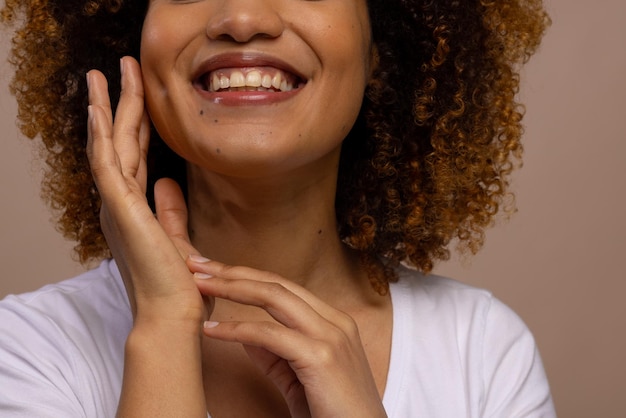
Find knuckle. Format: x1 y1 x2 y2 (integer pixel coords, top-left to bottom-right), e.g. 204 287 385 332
312 340 338 366
215 263 237 277
336 312 360 337
264 281 288 297
327 326 349 347
229 321 275 344
260 270 283 283
257 282 287 310
256 321 277 336
228 321 246 336
86 152 117 179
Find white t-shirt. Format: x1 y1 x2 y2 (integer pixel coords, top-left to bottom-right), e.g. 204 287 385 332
0 259 556 417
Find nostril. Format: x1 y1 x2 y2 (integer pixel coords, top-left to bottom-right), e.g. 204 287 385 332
207 29 280 44
210 33 243 43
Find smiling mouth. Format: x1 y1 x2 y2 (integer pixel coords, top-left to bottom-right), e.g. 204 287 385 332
197 67 305 93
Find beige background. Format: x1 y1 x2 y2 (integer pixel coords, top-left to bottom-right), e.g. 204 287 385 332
1 0 625 416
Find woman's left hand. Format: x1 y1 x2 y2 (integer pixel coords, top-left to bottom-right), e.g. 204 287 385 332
186 257 388 418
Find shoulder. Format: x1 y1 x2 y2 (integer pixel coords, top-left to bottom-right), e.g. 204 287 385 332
0 260 129 417
389 264 508 371
0 259 131 345
384 265 555 417
391 264 498 327
2 258 126 308
390 265 547 355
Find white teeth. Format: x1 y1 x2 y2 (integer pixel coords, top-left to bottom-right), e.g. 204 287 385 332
207 69 297 92
219 75 229 89
261 74 273 88
245 71 262 87
271 73 282 90
229 71 245 88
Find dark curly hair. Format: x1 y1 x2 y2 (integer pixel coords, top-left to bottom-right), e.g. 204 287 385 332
1 0 549 294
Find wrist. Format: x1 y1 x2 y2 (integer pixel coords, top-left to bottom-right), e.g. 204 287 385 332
131 295 206 327
119 322 207 417
129 314 204 344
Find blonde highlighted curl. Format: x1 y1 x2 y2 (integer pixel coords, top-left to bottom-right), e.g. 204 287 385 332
1 0 549 294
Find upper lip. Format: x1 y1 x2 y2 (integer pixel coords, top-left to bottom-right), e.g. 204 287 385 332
192 52 307 86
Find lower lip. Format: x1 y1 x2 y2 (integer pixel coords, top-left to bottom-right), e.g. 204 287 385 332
195 86 303 106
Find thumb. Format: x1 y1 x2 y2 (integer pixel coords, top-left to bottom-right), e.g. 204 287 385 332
154 178 199 259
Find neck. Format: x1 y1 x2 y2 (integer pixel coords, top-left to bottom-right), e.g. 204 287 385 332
185 162 369 301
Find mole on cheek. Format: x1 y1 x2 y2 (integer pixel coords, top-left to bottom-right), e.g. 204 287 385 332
216 148 221 154
199 109 204 116
214 119 219 123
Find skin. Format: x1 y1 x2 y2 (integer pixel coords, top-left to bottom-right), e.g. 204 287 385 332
86 0 390 416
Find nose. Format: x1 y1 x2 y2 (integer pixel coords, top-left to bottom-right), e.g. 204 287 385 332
206 0 285 43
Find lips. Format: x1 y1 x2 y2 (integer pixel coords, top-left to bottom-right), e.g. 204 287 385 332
193 54 306 95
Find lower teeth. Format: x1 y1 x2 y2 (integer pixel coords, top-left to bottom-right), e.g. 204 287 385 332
217 86 279 92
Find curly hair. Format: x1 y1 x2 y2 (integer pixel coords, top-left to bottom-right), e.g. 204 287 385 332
1 0 549 294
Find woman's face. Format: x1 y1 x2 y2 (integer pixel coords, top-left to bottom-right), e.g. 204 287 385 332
140 0 372 179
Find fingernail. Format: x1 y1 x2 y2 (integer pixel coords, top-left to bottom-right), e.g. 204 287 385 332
188 254 211 263
119 57 124 77
87 105 94 122
204 321 219 329
86 72 91 89
194 272 213 280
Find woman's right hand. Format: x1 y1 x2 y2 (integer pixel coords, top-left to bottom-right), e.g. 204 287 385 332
86 56 207 325
86 56 209 417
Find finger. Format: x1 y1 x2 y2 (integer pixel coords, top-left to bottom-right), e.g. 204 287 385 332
242 345 310 418
112 57 149 188
86 72 182 272
203 319 347 375
188 260 349 328
205 319 381 417
86 69 134 201
87 70 113 126
87 94 124 198
189 260 317 306
202 277 323 333
86 70 113 176
86 62 150 217
155 178 200 259
135 108 151 189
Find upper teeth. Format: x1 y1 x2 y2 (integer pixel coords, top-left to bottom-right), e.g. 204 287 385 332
208 69 295 92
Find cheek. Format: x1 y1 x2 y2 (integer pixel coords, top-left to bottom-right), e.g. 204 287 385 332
140 12 181 144
140 7 193 86
140 10 165 66
140 14 169 102
322 8 372 85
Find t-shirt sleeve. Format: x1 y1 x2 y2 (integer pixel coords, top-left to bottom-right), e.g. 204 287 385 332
0 298 87 417
480 297 556 417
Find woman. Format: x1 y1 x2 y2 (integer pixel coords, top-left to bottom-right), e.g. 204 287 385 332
0 0 554 416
